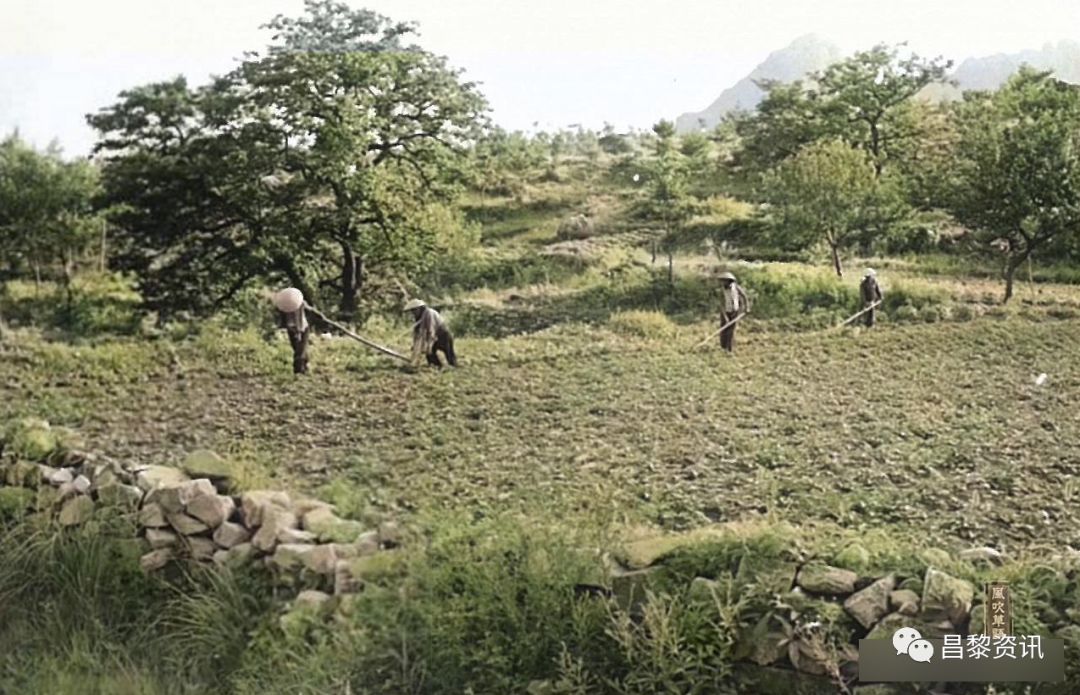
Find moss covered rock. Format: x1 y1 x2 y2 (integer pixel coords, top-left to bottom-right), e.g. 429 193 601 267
2 418 58 462
0 487 35 520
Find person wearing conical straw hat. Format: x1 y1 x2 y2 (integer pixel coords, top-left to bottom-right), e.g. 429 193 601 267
405 299 457 368
718 271 749 353
860 269 883 328
273 287 310 374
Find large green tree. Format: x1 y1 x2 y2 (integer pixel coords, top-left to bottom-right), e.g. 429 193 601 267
637 121 698 283
89 1 486 319
0 134 102 294
764 139 905 277
950 69 1080 303
734 45 951 179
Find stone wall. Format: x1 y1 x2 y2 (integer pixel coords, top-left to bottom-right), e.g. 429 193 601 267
606 529 1079 693
0 417 399 608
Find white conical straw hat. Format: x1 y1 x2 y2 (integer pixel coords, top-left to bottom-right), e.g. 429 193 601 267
273 287 304 312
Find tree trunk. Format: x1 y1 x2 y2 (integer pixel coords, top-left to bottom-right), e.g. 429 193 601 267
830 242 844 278
339 242 362 318
99 223 108 273
667 250 674 286
1002 253 1025 304
869 121 883 178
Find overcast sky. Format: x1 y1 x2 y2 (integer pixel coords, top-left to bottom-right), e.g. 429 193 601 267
2 0 1078 157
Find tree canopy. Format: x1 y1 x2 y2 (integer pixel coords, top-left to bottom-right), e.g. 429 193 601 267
734 44 951 180
0 134 101 285
950 68 1080 302
763 139 905 277
89 0 487 319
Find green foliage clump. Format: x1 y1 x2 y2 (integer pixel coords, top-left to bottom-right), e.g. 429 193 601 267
607 310 678 339
0 488 35 521
2 417 57 461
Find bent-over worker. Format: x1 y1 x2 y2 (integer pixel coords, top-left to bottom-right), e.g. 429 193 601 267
718 271 750 353
405 299 456 368
860 269 883 327
274 287 310 374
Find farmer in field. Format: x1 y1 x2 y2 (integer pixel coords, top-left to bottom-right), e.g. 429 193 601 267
718 271 750 352
405 299 457 368
273 288 310 374
860 269 884 327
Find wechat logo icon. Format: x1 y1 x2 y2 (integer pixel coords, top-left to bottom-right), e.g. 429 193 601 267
893 627 934 663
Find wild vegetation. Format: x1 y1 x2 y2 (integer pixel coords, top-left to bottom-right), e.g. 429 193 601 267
2 2 1080 693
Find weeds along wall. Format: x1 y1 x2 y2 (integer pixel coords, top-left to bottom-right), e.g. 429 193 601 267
1 416 1079 694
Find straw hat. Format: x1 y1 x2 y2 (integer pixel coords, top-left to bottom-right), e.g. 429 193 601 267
403 298 427 311
273 287 304 313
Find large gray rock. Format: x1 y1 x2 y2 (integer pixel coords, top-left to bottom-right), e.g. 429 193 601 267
844 575 895 628
186 536 217 561
56 481 78 503
889 589 920 616
292 497 334 518
252 508 298 552
959 546 1004 565
302 544 337 575
241 490 291 529
213 542 255 569
267 542 336 576
355 531 380 556
138 502 168 528
145 486 184 514
295 589 333 610
72 475 91 495
268 543 315 573
867 612 950 640
796 563 857 595
181 450 235 480
302 507 365 543
920 568 974 625
140 548 174 572
58 496 94 526
213 521 251 549
96 483 143 510
146 528 179 549
48 468 74 486
177 478 217 506
167 511 210 536
334 559 358 595
133 466 189 493
278 528 317 545
185 493 235 528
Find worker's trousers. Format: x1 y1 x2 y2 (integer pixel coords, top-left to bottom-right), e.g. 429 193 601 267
720 312 738 352
288 328 310 374
427 327 457 367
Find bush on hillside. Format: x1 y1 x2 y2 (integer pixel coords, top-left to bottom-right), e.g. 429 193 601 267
607 310 678 339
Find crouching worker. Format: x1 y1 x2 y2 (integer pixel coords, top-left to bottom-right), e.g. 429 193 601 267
405 299 456 368
718 271 750 353
273 287 310 374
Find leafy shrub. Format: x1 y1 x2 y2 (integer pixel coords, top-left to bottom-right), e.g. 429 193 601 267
951 304 976 321
892 304 919 322
607 310 678 339
232 515 611 695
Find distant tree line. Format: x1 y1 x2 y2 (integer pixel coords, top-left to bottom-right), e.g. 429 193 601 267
3 26 1080 317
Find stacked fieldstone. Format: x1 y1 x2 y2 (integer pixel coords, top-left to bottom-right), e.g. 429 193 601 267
607 531 1079 694
0 418 400 603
